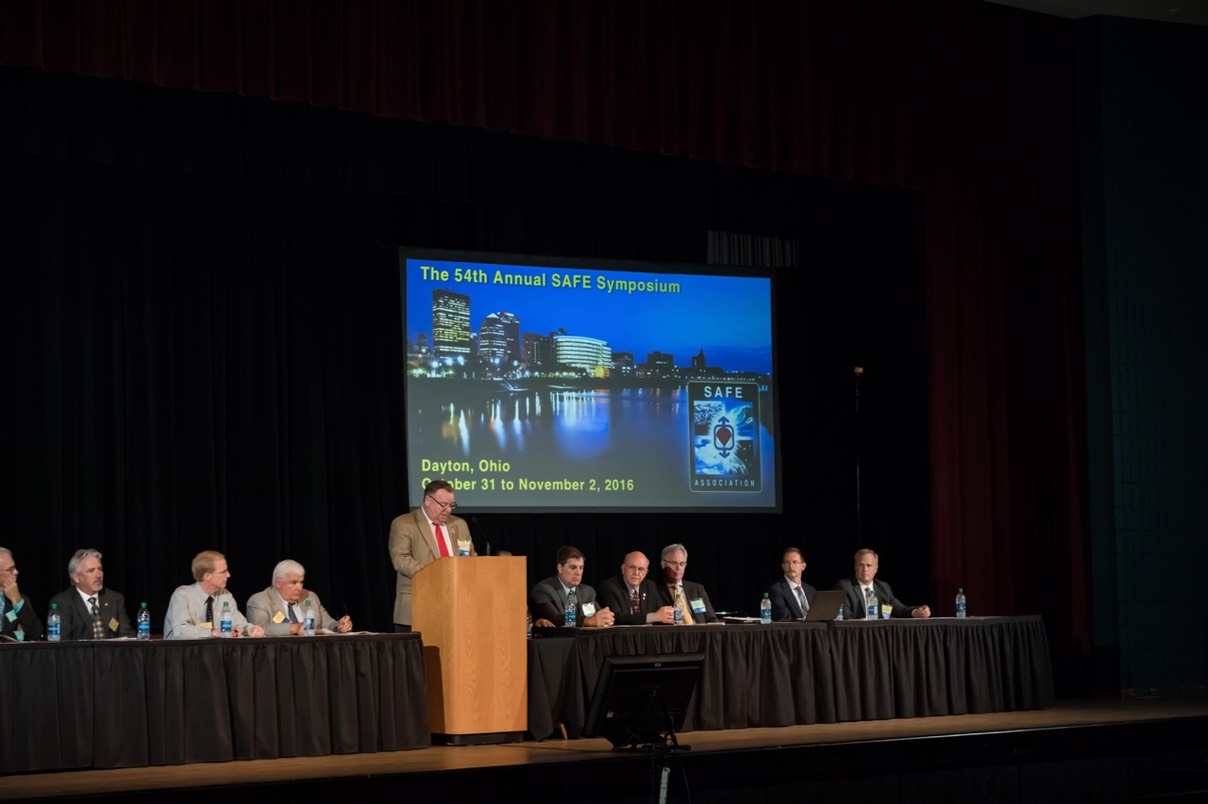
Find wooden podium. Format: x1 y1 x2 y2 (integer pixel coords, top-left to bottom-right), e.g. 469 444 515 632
413 555 528 744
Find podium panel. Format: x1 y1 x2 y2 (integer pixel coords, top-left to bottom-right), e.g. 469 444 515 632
413 555 527 743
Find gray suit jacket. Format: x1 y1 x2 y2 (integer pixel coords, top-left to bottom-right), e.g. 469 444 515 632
48 587 135 640
388 508 475 626
530 576 599 626
246 586 338 635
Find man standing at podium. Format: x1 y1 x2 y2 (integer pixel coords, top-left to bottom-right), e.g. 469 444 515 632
389 479 475 632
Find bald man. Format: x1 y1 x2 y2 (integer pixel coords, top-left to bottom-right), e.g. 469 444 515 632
596 551 676 625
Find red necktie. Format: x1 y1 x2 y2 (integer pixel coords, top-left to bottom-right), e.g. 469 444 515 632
433 522 450 557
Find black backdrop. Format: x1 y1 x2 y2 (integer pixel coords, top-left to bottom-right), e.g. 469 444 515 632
1 68 927 631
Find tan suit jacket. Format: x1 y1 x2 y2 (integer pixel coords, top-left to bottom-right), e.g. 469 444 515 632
388 508 475 626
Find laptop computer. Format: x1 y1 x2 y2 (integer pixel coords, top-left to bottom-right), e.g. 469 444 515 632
805 589 847 621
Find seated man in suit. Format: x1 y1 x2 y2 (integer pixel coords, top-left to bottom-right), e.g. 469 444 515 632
766 547 817 621
596 551 676 625
247 559 353 635
530 545 615 628
48 548 135 640
656 543 720 624
164 550 265 638
0 547 43 642
834 548 931 619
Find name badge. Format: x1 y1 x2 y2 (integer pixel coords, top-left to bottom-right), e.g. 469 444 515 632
690 598 707 614
272 611 286 624
201 621 213 630
108 617 120 632
880 604 893 619
581 602 597 617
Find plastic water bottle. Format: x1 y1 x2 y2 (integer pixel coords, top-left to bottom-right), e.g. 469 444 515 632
955 587 967 618
526 609 533 639
47 602 61 642
302 598 316 636
137 602 151 640
219 600 233 638
760 592 772 624
836 604 845 620
867 601 877 620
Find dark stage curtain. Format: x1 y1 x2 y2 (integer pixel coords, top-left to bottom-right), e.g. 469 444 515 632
0 0 1091 689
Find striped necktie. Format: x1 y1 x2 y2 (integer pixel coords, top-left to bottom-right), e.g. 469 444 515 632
795 586 809 619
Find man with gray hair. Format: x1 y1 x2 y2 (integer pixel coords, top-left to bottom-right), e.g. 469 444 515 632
656 543 719 624
834 548 931 619
246 559 353 636
48 548 135 640
0 547 43 641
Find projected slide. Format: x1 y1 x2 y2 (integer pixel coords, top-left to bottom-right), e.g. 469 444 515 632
400 248 779 512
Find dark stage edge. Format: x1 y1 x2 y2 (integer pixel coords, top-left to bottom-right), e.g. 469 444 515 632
431 730 526 746
5 703 1208 803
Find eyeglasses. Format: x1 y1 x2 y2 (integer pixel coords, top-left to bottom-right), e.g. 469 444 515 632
0 564 15 573
663 561 687 568
622 564 648 573
426 495 458 511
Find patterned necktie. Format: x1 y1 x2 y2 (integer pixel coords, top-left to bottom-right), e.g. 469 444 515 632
287 604 299 624
674 586 695 625
89 596 105 639
630 587 641 614
795 586 809 619
433 523 451 557
865 586 876 617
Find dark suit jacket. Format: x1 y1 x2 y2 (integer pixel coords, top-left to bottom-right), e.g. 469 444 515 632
1 594 44 641
596 575 664 625
834 577 916 619
656 579 719 623
766 577 818 621
530 576 599 626
48 587 135 640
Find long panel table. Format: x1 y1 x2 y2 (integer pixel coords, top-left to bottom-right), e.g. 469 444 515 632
528 616 1054 740
1 633 429 774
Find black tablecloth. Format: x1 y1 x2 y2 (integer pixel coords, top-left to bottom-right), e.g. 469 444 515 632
1 633 428 774
528 616 1054 740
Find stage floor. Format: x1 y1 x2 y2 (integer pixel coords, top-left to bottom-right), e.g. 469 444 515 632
4 696 1208 802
